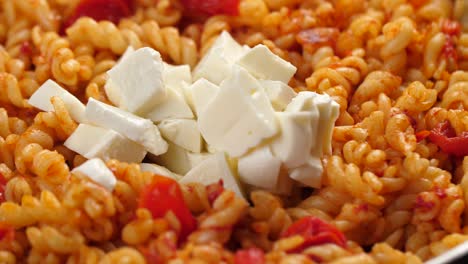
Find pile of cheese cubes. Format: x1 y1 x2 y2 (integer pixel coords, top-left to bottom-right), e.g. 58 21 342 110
28 31 339 198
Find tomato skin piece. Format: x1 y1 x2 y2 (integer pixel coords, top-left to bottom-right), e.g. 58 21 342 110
181 0 240 16
234 248 265 264
296 28 340 51
139 175 197 241
0 223 14 242
0 173 6 203
282 216 347 252
63 0 132 30
428 121 468 157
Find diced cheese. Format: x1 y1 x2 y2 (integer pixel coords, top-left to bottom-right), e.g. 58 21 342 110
190 79 218 116
158 119 202 153
260 80 297 111
145 88 194 122
151 143 211 175
121 46 136 61
106 47 166 114
310 93 340 156
71 158 116 191
238 146 281 190
180 152 245 199
271 112 317 169
28 79 86 123
288 157 323 188
193 31 247 85
65 124 147 163
163 63 192 91
140 163 182 181
198 66 278 157
85 98 168 156
236 44 296 83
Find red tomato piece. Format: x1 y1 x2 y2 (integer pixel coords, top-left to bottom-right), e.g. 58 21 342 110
282 216 347 252
0 173 7 203
181 0 240 16
206 179 224 205
296 28 340 51
139 175 197 241
0 224 14 242
428 121 468 157
415 130 431 142
63 0 132 30
441 19 461 37
234 248 265 264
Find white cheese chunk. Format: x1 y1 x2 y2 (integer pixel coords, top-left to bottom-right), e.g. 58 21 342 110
28 79 86 123
238 146 281 190
310 93 340 156
289 157 323 188
237 44 296 83
180 152 245 199
193 31 247 85
198 66 278 157
65 124 147 163
145 88 194 122
158 119 202 153
190 79 218 116
72 158 116 191
271 112 317 169
151 143 211 175
163 63 192 92
103 46 136 106
85 98 168 156
106 47 166 114
260 80 297 111
140 163 182 181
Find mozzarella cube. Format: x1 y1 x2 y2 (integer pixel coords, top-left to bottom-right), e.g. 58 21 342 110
289 157 323 188
198 66 278 157
72 158 116 191
180 152 245 199
158 119 202 153
237 45 296 83
106 47 166 114
190 79 218 116
65 124 147 163
271 112 317 169
193 31 247 85
145 88 194 122
85 98 168 156
28 79 86 123
310 93 340 156
260 80 297 111
140 163 182 181
238 146 282 190
151 143 211 175
163 63 192 92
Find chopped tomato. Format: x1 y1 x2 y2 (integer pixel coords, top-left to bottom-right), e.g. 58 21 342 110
408 0 429 9
20 41 33 57
181 0 240 17
441 20 461 37
415 130 431 142
234 248 265 264
139 175 197 241
442 37 458 61
139 245 164 264
282 216 347 252
0 173 6 203
206 180 224 205
296 28 340 51
0 224 14 242
428 121 468 157
62 0 132 31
